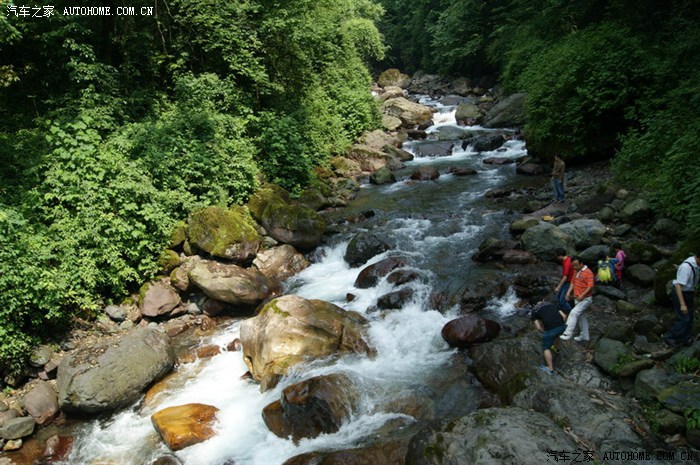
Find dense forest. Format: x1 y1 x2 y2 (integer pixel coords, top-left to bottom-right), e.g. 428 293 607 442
1 0 699 374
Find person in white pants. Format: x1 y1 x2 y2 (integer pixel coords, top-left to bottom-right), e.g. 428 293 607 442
560 257 595 342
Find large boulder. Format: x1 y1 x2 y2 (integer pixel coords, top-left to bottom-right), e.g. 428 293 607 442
454 102 482 124
626 264 656 287
580 245 611 265
57 327 175 413
441 315 500 348
330 156 363 179
377 69 411 88
354 257 409 289
482 93 526 128
593 338 633 375
410 167 440 181
139 279 182 318
412 141 454 158
344 232 392 267
189 260 279 307
0 416 35 440
619 198 653 224
381 97 435 127
262 374 359 442
521 223 574 261
253 245 310 281
346 144 399 172
20 380 59 426
406 407 577 465
558 219 606 249
251 191 326 252
151 403 219 451
187 206 261 264
369 167 397 185
466 134 505 153
240 295 373 391
658 381 700 414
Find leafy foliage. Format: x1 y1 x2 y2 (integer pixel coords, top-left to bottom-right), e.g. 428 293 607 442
0 0 384 372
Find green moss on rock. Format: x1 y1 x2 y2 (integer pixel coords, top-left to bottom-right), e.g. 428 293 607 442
157 250 181 272
187 206 261 263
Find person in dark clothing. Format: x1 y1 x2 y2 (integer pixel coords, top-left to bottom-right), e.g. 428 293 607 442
665 254 699 347
551 153 566 203
531 300 568 375
554 248 573 314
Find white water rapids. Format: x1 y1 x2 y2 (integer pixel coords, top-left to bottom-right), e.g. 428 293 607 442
63 97 527 465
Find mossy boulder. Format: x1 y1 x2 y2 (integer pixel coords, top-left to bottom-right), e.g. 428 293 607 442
249 189 326 252
377 68 411 88
240 295 373 391
187 206 261 264
169 221 188 248
157 250 181 272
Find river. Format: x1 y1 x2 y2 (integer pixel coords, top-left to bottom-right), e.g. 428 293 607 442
62 95 530 465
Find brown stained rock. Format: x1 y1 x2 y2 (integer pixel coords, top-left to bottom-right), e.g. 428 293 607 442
143 373 178 407
195 345 221 359
354 257 408 289
21 380 59 426
151 404 219 451
43 435 73 462
140 280 182 318
226 339 242 352
441 315 501 349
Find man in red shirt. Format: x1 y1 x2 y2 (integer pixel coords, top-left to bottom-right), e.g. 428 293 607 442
560 256 595 341
554 248 573 314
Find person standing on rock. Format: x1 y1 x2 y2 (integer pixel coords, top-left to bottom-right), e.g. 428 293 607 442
531 299 568 375
612 242 626 286
554 248 574 315
560 257 595 342
551 153 566 203
665 254 699 347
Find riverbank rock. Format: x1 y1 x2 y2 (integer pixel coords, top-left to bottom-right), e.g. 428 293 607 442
619 198 653 224
558 219 606 249
370 166 397 185
482 93 526 128
406 407 577 465
413 141 453 157
455 102 482 125
20 380 58 426
410 167 440 181
139 279 182 318
262 374 359 442
377 69 411 88
57 327 175 413
240 295 373 391
626 264 656 287
593 338 633 375
0 416 35 440
151 403 219 451
441 315 500 348
252 245 310 281
187 206 261 264
249 186 326 251
521 223 574 261
189 260 279 307
467 134 504 152
381 97 435 127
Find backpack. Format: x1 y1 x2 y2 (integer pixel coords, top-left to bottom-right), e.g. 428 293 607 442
597 259 613 283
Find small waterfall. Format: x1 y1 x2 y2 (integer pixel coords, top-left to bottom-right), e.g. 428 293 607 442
63 96 529 465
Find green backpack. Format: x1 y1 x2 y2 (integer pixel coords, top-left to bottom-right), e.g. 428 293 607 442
597 260 613 283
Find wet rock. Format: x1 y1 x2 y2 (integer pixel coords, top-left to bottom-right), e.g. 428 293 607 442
484 188 512 198
483 156 515 165
139 279 182 318
189 260 280 307
441 315 500 348
467 134 505 153
43 435 73 463
262 374 358 442
240 295 372 391
355 257 409 289
151 403 219 451
406 129 427 140
509 217 539 234
472 238 508 262
369 167 397 185
3 439 21 451
454 102 482 124
150 454 184 465
57 326 175 414
187 206 261 263
284 435 412 465
409 166 440 181
377 288 414 310
447 167 477 176
383 144 414 162
387 269 420 286
459 275 508 312
226 338 242 352
253 245 310 281
344 232 392 267
21 380 58 426
200 298 227 317
515 162 547 175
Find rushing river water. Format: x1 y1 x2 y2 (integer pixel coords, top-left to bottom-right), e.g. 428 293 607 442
63 95 530 465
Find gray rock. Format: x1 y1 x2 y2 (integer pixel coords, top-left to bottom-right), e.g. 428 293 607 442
104 305 127 322
344 232 392 267
0 417 35 440
613 224 632 236
634 369 687 401
604 321 635 343
559 219 606 249
658 381 700 414
616 300 640 315
21 380 58 425
412 141 454 158
593 338 633 375
406 407 576 465
580 245 611 265
57 326 175 414
655 409 686 435
483 93 526 128
466 134 504 152
619 198 653 224
139 279 181 318
626 264 656 287
29 345 53 368
595 285 626 300
0 409 18 427
509 217 540 234
598 206 616 222
454 102 482 124
633 314 659 337
369 167 397 185
521 223 574 261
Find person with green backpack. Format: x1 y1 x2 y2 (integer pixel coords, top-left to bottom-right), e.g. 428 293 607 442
596 252 619 285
